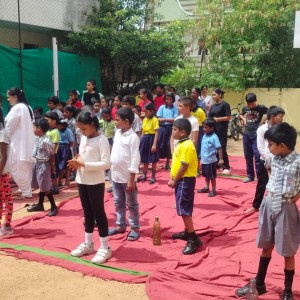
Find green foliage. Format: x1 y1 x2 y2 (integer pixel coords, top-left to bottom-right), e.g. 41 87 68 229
191 0 300 89
64 0 186 94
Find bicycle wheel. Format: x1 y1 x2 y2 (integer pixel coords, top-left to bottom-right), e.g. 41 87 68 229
230 121 239 141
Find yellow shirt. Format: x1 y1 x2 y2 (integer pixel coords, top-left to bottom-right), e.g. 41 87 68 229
142 116 159 134
171 138 198 178
191 108 206 126
46 128 60 153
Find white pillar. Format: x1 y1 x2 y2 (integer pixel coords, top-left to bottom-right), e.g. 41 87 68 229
294 11 300 48
52 37 59 96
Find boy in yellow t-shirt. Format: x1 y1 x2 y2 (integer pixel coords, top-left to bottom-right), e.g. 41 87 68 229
168 118 202 255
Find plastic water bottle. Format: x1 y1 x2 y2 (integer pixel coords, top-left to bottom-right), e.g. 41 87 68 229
152 216 161 245
245 279 258 300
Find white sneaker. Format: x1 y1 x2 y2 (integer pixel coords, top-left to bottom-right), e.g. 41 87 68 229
222 169 231 175
0 226 13 238
70 242 95 257
91 247 112 264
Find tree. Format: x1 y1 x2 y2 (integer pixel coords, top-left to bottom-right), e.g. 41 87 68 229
192 0 300 90
64 0 186 94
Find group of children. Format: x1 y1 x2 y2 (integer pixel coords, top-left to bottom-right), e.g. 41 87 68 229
0 83 299 299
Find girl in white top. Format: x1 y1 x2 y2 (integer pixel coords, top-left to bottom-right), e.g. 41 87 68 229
68 110 112 265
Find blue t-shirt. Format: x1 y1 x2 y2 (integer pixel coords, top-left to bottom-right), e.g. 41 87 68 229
200 132 221 164
157 105 178 125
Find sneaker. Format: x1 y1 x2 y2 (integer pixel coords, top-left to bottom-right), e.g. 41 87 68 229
70 242 96 257
281 291 294 300
91 247 112 264
222 168 231 175
0 226 13 238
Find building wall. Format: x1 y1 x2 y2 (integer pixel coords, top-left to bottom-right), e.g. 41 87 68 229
0 0 97 31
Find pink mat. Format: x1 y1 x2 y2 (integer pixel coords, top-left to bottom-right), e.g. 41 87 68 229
0 156 299 299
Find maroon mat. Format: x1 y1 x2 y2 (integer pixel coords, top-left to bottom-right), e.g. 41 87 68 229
0 156 299 299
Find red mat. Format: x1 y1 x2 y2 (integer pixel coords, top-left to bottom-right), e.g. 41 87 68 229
0 156 299 299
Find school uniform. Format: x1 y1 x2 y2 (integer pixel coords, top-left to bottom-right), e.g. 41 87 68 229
256 151 300 256
139 116 159 163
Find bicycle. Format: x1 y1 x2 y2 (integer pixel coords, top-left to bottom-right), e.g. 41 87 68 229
227 101 244 141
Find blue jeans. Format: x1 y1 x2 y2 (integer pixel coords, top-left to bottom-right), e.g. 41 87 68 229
112 181 140 230
243 134 261 180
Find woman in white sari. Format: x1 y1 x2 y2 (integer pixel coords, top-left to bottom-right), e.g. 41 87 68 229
5 87 35 198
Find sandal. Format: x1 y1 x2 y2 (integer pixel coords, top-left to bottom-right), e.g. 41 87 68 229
108 227 126 236
149 178 156 184
197 187 209 193
127 230 140 241
137 175 146 182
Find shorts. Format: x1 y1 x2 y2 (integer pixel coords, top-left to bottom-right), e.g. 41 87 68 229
175 177 196 216
256 194 300 257
202 162 218 179
32 162 52 192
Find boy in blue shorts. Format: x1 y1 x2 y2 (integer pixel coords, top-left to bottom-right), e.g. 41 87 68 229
197 117 223 197
168 118 202 255
235 122 300 300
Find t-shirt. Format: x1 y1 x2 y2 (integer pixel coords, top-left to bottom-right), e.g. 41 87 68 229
59 127 74 145
82 92 100 106
191 107 206 126
99 119 115 139
208 100 231 133
241 104 268 137
46 128 60 153
171 138 198 178
201 132 221 164
174 115 199 147
142 116 159 134
154 94 165 112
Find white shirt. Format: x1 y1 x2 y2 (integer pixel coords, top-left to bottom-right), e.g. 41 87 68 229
0 128 10 174
111 128 140 183
173 115 199 147
76 133 111 185
256 122 270 161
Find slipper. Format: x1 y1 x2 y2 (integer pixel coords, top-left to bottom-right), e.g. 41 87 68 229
127 230 140 241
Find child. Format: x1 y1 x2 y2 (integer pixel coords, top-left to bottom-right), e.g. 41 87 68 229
47 96 63 119
0 113 13 237
111 95 122 120
57 119 74 187
245 106 285 213
58 101 66 114
99 107 115 147
122 96 142 137
108 107 141 241
68 110 112 265
168 118 202 255
235 122 300 300
197 118 223 197
33 107 44 120
45 111 60 195
27 119 58 216
171 97 199 153
138 88 153 118
157 92 178 170
239 93 268 183
133 105 142 119
82 79 101 107
93 99 102 120
138 102 159 184
67 90 82 109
